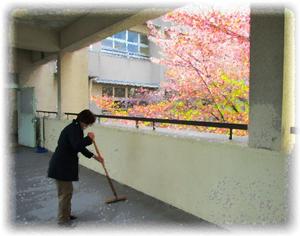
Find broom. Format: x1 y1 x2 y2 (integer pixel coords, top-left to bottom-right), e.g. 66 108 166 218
92 140 127 204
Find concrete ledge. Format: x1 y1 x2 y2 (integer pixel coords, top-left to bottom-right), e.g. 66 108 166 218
44 118 288 226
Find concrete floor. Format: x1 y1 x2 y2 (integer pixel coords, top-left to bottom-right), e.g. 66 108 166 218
9 146 221 231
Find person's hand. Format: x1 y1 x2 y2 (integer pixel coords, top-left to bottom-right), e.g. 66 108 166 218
87 132 95 140
98 156 104 164
94 155 104 164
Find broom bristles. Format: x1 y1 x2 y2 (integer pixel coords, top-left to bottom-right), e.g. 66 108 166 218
105 196 127 204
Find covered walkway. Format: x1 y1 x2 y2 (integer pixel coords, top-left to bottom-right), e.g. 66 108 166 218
10 146 220 230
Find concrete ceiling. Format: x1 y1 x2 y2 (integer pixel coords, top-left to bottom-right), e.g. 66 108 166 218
11 8 143 31
9 6 177 54
11 9 90 31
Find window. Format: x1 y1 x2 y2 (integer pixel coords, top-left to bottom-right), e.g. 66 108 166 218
128 87 137 97
114 87 126 98
140 45 149 55
140 34 149 44
114 41 126 51
102 86 113 97
128 44 138 53
101 39 113 48
99 30 149 58
114 31 126 40
128 31 138 43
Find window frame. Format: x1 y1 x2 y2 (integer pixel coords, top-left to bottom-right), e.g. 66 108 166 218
100 30 149 59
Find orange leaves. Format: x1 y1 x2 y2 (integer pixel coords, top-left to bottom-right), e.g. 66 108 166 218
91 6 250 136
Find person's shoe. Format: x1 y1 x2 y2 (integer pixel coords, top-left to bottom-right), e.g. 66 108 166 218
69 215 77 220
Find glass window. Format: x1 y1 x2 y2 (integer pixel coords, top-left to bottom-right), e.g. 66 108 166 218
128 44 138 53
100 30 149 58
114 31 126 40
128 31 138 43
140 46 149 55
114 41 126 51
102 86 113 97
114 87 126 98
140 34 149 45
101 39 113 48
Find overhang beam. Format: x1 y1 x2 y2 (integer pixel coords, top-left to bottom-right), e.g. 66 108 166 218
60 8 170 52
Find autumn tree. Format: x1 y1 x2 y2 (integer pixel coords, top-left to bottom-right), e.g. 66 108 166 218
93 5 250 134
145 6 250 121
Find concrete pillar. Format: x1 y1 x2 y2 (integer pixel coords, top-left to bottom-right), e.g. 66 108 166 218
57 55 62 118
125 87 128 98
89 78 93 99
249 7 285 151
57 48 89 116
281 9 295 153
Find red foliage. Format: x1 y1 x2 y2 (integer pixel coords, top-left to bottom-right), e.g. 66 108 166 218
93 5 250 136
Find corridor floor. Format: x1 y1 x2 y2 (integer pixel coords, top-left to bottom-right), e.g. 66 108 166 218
9 146 221 231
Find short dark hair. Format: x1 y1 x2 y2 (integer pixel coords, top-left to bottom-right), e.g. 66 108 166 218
76 109 96 125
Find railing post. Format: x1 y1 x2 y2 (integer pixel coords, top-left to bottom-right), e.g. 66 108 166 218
136 120 139 128
152 121 156 130
229 128 233 140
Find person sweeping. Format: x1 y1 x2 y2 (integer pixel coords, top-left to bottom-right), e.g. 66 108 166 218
47 109 104 225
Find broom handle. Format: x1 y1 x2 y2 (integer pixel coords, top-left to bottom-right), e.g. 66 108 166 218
92 140 118 198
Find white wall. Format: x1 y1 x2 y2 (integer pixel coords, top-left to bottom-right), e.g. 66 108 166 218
89 52 162 85
44 118 288 226
16 50 57 111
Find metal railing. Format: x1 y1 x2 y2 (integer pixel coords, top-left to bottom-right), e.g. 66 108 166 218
36 110 248 140
71 112 247 140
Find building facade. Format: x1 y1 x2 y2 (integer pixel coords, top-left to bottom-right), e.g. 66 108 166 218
88 29 165 113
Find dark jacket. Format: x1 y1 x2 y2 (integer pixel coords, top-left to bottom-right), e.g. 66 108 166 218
48 119 94 181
